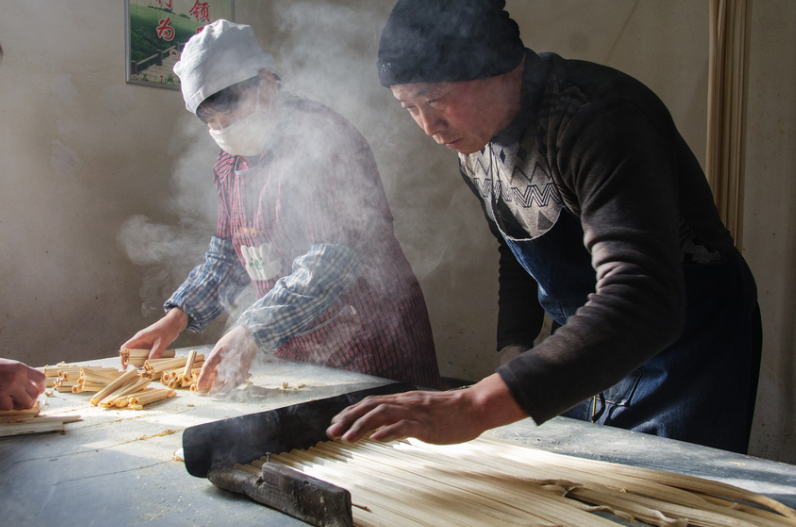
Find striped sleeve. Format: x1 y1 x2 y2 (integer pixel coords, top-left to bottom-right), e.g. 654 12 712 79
233 243 361 350
164 236 251 332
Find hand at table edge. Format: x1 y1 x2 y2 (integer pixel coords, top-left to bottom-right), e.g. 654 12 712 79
0 358 47 410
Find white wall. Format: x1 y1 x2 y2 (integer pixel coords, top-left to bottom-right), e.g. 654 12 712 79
742 0 796 462
0 0 793 462
0 0 227 366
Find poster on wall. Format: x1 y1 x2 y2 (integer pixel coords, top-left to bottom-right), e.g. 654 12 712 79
125 0 234 90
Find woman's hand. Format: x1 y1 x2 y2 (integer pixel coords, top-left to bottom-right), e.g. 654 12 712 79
120 308 189 365
195 326 258 393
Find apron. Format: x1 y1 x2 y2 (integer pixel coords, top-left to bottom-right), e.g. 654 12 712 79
493 198 758 453
230 156 363 364
219 154 441 389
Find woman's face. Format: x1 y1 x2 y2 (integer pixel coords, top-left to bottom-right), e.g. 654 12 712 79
200 87 259 131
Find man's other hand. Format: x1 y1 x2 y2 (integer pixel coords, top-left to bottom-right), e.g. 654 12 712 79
0 358 46 411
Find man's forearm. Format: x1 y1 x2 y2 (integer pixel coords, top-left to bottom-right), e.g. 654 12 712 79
469 373 530 431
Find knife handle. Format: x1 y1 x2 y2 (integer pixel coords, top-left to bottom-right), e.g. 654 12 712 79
208 463 353 527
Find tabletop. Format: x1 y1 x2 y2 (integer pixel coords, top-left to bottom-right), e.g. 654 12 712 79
3 346 795 526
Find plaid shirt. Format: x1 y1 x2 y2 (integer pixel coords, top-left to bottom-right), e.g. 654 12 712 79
162 92 441 388
165 237 360 350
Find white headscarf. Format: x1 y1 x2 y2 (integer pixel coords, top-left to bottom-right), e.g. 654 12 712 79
173 19 277 115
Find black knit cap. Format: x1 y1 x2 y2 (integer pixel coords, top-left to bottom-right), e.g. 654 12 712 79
377 0 524 87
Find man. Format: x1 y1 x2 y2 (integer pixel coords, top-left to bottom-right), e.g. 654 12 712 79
328 0 760 453
122 20 441 392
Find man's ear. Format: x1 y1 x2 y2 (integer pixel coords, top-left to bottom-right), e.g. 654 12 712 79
257 68 277 104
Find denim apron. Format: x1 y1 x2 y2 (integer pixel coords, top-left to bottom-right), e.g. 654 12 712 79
495 201 758 453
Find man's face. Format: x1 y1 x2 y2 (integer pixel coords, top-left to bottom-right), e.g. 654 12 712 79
391 77 509 155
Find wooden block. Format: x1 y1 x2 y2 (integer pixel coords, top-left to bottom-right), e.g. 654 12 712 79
0 420 64 437
0 406 40 419
0 415 81 425
121 348 176 368
207 463 353 527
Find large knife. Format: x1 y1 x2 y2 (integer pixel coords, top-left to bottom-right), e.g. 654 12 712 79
182 382 416 526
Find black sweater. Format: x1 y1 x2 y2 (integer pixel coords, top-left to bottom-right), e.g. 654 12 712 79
459 49 746 425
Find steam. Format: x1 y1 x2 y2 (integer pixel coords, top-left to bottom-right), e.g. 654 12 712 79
271 1 386 129
117 112 255 322
266 1 462 275
116 1 455 388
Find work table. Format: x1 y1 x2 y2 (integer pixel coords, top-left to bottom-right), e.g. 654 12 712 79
3 347 795 526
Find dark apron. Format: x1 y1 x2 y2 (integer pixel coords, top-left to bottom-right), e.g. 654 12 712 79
496 203 758 453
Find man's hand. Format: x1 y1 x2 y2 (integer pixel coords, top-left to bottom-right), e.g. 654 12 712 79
326 374 529 445
195 326 258 393
0 359 47 411
120 308 189 364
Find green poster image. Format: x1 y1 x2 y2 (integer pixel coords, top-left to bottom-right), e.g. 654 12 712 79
125 0 234 89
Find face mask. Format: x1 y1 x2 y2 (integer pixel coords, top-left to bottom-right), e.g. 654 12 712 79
208 87 275 157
